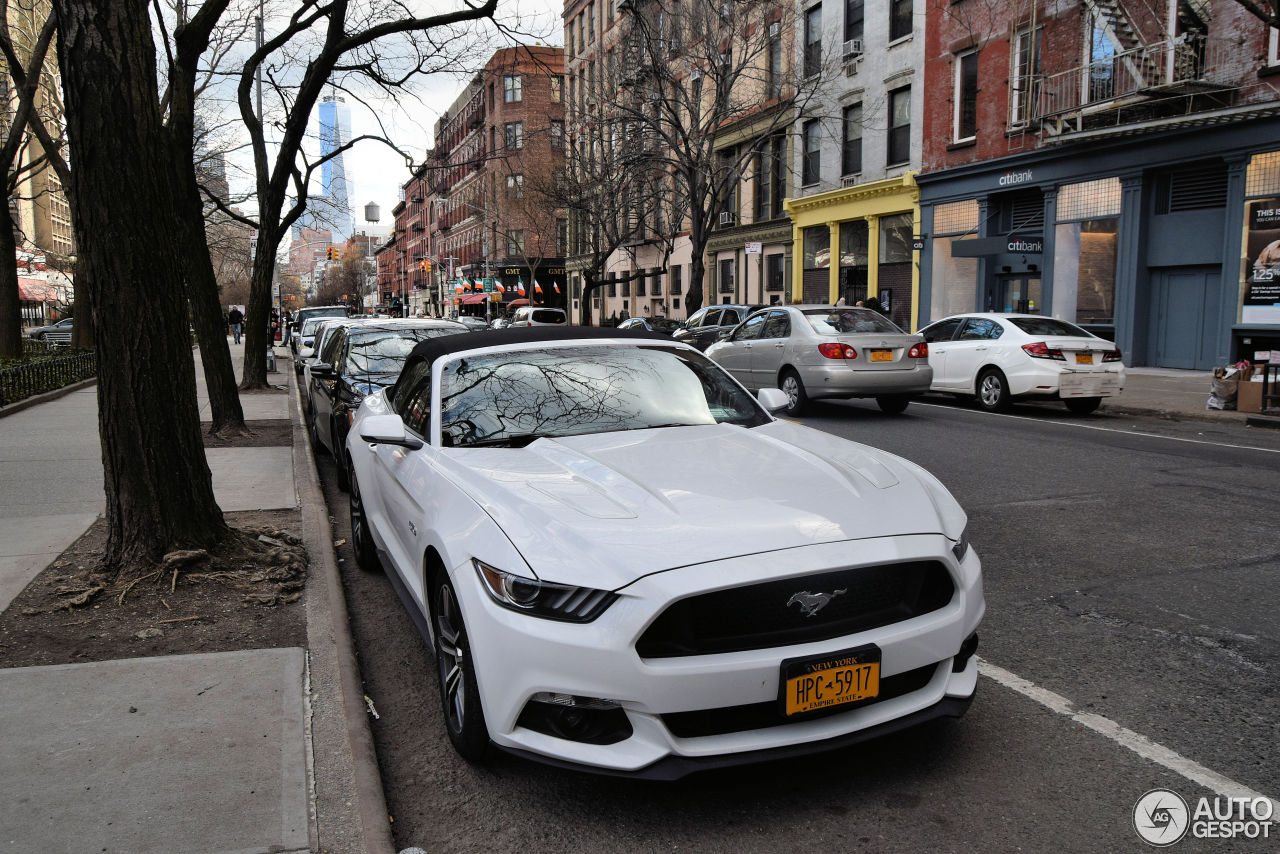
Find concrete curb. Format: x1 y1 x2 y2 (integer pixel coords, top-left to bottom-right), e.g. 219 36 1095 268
0 376 96 419
290 360 395 854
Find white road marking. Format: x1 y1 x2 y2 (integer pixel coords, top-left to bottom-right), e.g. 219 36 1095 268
978 658 1280 815
915 401 1280 454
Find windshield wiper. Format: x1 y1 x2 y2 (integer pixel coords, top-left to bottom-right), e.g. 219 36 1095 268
459 433 544 448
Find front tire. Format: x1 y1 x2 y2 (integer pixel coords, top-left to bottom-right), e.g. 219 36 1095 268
347 459 380 573
975 368 1011 413
876 395 911 415
1064 396 1102 415
433 577 489 762
780 370 809 417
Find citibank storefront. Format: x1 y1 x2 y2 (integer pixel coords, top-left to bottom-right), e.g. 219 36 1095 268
916 114 1280 369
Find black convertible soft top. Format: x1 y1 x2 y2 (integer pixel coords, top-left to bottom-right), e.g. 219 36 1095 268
391 325 673 403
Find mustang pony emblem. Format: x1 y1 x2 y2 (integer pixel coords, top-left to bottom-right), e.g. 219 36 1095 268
787 589 847 618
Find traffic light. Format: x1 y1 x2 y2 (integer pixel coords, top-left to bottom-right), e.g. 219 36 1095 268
423 260 432 274
326 246 338 261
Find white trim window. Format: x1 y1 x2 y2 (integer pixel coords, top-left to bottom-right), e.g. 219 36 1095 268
1270 27 1280 67
1010 26 1041 127
954 50 978 142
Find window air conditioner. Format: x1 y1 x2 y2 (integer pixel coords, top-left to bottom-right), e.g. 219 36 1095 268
769 23 780 39
690 67 703 81
842 39 863 60
719 211 735 225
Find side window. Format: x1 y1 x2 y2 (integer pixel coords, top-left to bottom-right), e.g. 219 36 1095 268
702 309 724 327
922 318 962 343
686 308 708 328
393 362 430 416
733 313 767 341
761 310 791 339
403 383 433 437
319 329 344 365
960 318 1002 340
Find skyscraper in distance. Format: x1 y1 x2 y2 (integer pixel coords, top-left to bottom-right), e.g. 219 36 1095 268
294 91 354 241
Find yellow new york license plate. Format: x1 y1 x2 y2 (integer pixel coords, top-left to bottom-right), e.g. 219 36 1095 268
1075 353 1094 364
782 647 881 716
870 350 893 362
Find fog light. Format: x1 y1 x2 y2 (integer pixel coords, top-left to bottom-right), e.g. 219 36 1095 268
517 693 633 744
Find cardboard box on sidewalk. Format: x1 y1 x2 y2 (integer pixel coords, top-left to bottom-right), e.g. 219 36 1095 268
1237 365 1270 413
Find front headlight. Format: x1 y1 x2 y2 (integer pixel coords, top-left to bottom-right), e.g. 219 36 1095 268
473 559 616 622
951 527 971 563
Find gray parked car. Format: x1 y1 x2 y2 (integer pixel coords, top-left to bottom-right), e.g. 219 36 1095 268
705 305 932 415
671 303 766 351
26 317 74 343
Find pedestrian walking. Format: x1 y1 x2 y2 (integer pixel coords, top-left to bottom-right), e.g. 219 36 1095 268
227 306 244 344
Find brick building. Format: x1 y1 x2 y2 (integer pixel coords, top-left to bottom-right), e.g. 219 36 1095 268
917 0 1280 368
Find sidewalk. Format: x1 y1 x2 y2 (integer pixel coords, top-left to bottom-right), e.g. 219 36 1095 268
1102 366 1280 427
0 338 390 854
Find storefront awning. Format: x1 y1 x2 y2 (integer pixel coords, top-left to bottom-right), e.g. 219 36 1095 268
506 298 529 307
458 293 488 304
18 278 59 302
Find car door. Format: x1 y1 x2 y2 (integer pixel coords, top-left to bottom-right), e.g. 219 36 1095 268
312 333 346 453
947 318 1005 392
920 318 964 390
713 312 766 386
752 310 792 388
368 375 433 606
691 309 725 350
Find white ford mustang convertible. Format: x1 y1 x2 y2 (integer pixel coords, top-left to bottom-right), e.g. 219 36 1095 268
345 327 984 779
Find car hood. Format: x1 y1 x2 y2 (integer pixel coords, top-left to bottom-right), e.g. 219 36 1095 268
437 420 965 589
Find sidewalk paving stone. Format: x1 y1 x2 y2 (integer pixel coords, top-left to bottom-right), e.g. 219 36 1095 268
0 513 99 612
0 647 309 854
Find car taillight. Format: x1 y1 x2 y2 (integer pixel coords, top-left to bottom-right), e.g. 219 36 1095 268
818 342 858 359
1022 342 1065 361
1103 347 1122 362
907 342 928 359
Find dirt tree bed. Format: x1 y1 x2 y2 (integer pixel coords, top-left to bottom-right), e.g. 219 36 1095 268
0 509 308 669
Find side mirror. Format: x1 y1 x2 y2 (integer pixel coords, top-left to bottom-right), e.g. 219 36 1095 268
358 414 424 450
309 363 335 379
298 347 315 360
716 328 733 341
758 388 790 413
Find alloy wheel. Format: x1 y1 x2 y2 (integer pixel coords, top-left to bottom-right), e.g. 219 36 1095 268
436 584 467 733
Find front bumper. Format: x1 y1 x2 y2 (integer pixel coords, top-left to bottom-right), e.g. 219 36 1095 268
798 363 934 400
456 533 984 776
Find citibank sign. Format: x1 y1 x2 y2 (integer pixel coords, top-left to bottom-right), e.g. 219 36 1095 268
1008 236 1043 254
999 169 1033 187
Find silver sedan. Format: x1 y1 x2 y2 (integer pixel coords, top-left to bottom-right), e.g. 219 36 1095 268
705 305 932 415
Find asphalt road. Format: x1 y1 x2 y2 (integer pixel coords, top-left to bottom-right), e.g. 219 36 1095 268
316 393 1280 853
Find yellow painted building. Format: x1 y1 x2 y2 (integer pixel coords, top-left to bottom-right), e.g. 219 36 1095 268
784 173 921 332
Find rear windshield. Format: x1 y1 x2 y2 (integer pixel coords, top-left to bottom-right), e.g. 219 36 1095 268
804 308 903 335
531 310 566 323
647 317 679 333
1007 317 1093 337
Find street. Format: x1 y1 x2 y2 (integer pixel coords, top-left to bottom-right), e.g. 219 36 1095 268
314 395 1280 852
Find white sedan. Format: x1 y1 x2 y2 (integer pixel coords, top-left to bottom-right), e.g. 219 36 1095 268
345 328 984 778
917 313 1125 414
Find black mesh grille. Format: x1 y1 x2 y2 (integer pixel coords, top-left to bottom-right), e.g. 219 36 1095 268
662 662 940 739
636 561 955 659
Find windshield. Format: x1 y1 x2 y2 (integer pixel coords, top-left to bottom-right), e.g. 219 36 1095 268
347 327 466 374
805 308 903 335
647 317 679 333
439 344 769 447
301 317 330 336
1007 317 1095 337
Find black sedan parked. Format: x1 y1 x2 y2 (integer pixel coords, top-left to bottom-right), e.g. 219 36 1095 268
671 303 766 350
307 319 466 490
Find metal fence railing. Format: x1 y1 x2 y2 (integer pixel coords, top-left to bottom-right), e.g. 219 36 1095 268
0 349 97 407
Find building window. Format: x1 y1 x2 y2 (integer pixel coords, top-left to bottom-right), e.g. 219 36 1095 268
1270 28 1280 66
841 103 862 176
671 264 683 294
550 120 564 150
764 28 782 99
954 51 978 142
804 5 822 78
551 75 563 102
505 121 524 149
802 120 821 186
755 137 785 222
719 258 735 294
637 271 647 297
587 2 595 42
766 254 785 291
503 75 523 102
845 0 864 42
1010 27 1041 126
887 86 910 165
506 174 524 199
889 0 912 42
507 230 525 256
557 218 568 255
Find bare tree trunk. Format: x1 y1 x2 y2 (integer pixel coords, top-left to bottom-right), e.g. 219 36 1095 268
239 224 277 389
69 284 94 350
53 0 229 570
0 207 21 359
687 219 706 316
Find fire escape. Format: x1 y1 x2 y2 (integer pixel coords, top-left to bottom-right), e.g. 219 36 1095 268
1023 0 1234 137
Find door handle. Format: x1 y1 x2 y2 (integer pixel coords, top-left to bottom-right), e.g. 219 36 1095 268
774 342 784 348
